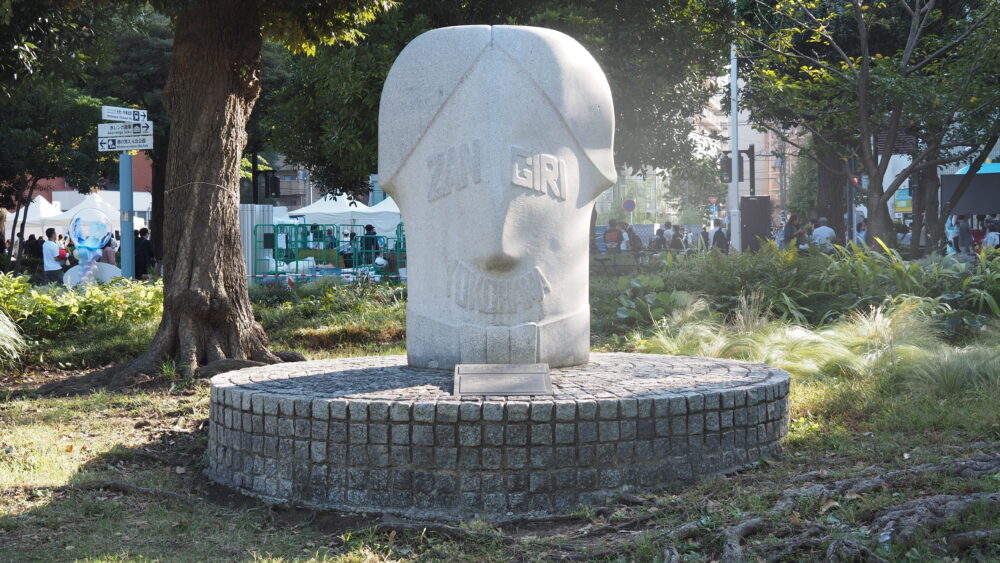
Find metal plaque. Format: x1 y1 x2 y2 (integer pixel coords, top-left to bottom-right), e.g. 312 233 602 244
102 105 148 122
453 363 552 396
98 135 153 151
99 121 153 137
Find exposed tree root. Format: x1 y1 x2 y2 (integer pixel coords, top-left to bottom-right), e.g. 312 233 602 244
549 519 702 561
824 538 888 563
40 364 156 395
193 358 266 378
574 511 659 538
719 517 767 563
375 519 516 545
871 492 1000 548
495 514 586 530
615 493 654 506
40 349 283 396
944 529 1000 553
763 524 827 562
661 545 682 562
772 453 1000 513
557 546 628 561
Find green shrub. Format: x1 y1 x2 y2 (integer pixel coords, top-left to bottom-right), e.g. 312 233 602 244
40 318 159 369
611 244 1000 329
0 308 27 371
0 273 163 339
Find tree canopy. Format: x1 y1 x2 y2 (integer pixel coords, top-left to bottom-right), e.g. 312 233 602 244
266 0 732 197
736 0 1000 241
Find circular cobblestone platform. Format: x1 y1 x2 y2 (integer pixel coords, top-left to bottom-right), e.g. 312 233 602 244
205 353 790 519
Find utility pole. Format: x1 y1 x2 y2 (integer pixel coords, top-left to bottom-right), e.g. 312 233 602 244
776 142 788 223
728 43 742 252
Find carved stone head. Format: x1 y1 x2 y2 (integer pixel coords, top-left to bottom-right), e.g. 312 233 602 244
379 25 616 369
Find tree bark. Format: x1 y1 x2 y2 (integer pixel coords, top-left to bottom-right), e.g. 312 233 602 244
150 142 168 263
125 0 279 375
923 171 943 252
815 145 846 243
13 179 38 275
867 190 894 247
910 169 931 258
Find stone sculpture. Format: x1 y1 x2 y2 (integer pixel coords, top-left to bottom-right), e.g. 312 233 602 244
379 25 616 369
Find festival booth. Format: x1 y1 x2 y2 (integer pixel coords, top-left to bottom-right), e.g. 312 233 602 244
353 196 404 237
8 196 63 237
30 192 146 238
247 196 406 283
287 195 369 225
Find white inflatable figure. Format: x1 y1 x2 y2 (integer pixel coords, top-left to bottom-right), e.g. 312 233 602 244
379 26 616 369
64 208 119 286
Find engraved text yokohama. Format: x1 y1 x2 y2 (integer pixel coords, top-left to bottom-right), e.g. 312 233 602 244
446 261 552 314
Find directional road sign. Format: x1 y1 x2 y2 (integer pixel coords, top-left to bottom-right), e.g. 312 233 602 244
98 135 154 152
101 105 148 122
98 121 152 137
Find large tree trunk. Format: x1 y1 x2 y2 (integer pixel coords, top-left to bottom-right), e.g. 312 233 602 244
815 146 846 244
124 0 279 375
867 190 894 246
909 169 926 258
923 171 945 252
13 180 37 275
150 143 168 263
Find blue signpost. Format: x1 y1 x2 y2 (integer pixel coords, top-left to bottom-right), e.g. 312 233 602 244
99 106 152 279
120 153 134 278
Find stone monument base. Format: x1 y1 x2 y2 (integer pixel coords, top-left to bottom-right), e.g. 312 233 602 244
205 354 790 520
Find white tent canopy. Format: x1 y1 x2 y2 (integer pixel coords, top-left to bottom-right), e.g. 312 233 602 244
21 192 145 238
289 194 368 217
21 195 62 221
6 196 62 239
353 197 402 236
289 195 368 228
287 195 402 237
53 190 151 215
368 196 399 214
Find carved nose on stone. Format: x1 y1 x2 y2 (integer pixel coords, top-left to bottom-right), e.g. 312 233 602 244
480 253 519 272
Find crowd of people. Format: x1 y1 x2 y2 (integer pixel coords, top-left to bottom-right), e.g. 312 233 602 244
778 214 837 251
601 218 730 255
598 212 949 257
4 227 157 283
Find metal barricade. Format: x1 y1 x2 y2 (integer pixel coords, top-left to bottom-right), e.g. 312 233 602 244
251 222 407 282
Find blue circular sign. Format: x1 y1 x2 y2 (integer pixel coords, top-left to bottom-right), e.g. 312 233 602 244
622 199 636 212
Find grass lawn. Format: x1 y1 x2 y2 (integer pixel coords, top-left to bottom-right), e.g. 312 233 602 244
1 276 999 561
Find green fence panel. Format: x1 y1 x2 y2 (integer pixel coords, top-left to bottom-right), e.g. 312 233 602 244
252 222 406 281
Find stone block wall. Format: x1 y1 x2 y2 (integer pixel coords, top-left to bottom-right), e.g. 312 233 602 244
205 355 790 520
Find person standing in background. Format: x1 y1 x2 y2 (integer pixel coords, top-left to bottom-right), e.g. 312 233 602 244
99 237 117 266
134 228 154 279
957 215 973 255
41 228 62 284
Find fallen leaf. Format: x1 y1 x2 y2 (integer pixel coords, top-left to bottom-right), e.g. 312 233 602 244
845 492 863 500
65 444 74 453
790 512 803 526
819 500 841 514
